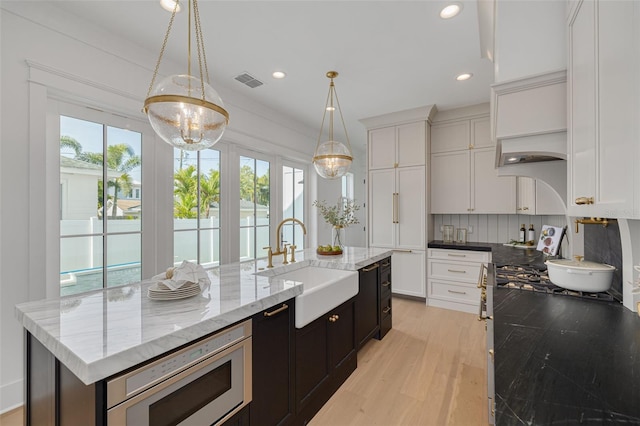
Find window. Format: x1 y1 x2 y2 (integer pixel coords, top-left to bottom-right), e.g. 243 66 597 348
239 155 270 261
342 172 354 200
59 115 143 296
281 165 305 248
173 148 221 267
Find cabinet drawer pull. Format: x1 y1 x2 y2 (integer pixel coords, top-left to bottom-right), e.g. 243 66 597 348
362 263 379 272
447 269 466 273
382 281 391 287
328 314 340 323
489 349 494 362
382 307 391 314
448 289 467 295
264 303 289 317
575 196 594 205
447 253 466 258
381 262 390 267
393 249 412 253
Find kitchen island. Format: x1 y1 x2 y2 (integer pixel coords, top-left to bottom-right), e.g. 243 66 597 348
15 247 392 425
493 286 640 424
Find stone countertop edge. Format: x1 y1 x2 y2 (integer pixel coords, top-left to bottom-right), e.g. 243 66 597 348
14 246 391 385
427 240 493 252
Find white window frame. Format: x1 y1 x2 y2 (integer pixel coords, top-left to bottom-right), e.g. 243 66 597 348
281 160 308 249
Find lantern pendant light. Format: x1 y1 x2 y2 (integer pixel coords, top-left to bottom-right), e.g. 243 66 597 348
312 71 353 179
143 0 229 151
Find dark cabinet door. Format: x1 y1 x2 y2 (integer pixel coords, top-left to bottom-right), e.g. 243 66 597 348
251 300 295 426
295 298 357 422
328 299 357 387
356 263 380 349
379 257 392 339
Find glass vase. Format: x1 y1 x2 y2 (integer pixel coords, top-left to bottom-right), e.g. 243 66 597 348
332 225 345 250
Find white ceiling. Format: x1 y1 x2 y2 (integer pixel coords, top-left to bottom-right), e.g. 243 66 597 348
50 0 494 152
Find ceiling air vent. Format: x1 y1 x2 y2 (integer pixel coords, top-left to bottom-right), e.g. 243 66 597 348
234 72 263 88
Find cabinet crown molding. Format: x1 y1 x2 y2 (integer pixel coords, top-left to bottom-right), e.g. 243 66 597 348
360 104 437 130
432 103 490 124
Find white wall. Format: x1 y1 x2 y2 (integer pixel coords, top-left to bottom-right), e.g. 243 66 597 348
494 0 566 83
0 2 337 412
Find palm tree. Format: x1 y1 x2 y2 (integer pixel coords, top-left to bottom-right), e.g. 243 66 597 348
174 165 197 218
200 169 220 218
239 165 255 202
76 145 141 219
60 135 82 157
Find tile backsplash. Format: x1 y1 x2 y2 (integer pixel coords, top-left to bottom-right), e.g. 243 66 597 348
432 214 567 245
584 221 623 300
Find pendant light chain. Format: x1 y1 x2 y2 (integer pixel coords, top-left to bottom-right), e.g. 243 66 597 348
145 1 179 100
314 84 333 149
192 0 209 97
332 86 352 152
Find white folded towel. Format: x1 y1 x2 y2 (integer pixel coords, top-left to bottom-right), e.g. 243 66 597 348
151 260 211 291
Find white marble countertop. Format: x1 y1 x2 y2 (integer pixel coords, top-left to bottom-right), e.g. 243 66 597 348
15 247 391 385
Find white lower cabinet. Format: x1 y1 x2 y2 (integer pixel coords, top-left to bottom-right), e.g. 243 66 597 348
427 248 491 313
391 250 426 298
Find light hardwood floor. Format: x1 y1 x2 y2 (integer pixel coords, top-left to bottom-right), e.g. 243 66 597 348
310 297 488 426
0 406 22 426
0 299 487 426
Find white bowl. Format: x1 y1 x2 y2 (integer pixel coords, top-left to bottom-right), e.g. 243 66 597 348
546 259 615 292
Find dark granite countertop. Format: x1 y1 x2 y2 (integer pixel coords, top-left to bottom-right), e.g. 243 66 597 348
428 240 547 270
493 288 640 425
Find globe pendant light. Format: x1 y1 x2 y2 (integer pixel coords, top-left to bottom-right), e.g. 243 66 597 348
143 0 229 151
313 71 353 179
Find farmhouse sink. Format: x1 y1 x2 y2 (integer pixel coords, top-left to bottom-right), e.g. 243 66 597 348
265 266 358 328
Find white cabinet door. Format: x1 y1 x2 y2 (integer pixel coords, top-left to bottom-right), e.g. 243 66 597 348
396 166 425 249
369 169 396 247
431 121 470 153
472 148 516 214
595 0 636 217
397 122 426 168
568 0 598 216
517 177 566 215
516 177 535 214
471 118 493 149
392 250 426 298
369 127 396 170
369 122 426 170
430 151 469 214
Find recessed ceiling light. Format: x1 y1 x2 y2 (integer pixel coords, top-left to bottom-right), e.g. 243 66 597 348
507 157 520 163
440 3 462 19
272 71 287 79
160 0 181 13
456 73 473 81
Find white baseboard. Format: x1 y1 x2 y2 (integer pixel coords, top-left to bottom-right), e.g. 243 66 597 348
0 379 23 414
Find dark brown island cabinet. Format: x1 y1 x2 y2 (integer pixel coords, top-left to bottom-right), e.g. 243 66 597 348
294 296 357 425
356 257 392 349
251 258 393 426
250 299 296 426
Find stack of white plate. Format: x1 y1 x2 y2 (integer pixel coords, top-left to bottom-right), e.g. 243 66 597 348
148 281 201 300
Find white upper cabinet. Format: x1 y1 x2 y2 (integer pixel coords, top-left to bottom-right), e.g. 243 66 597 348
431 111 516 214
369 122 426 170
568 0 639 218
517 177 566 215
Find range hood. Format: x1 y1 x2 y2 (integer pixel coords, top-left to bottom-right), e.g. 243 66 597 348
497 131 566 165
492 70 567 166
491 70 568 200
